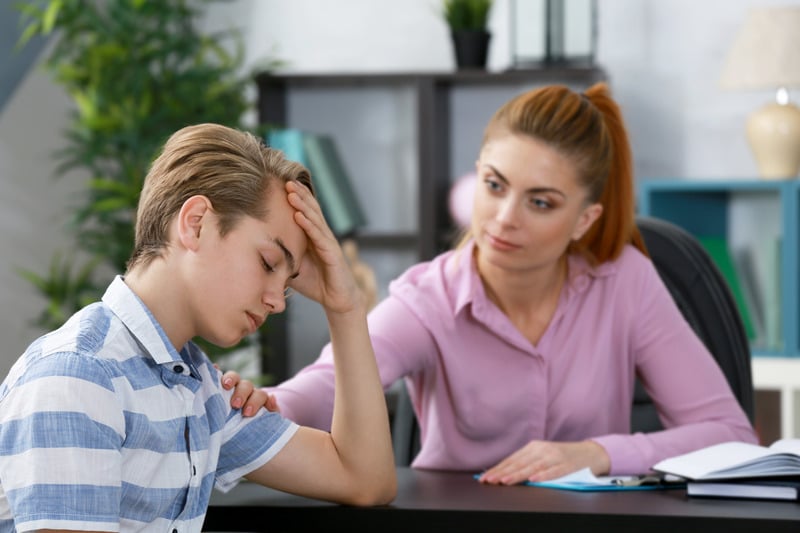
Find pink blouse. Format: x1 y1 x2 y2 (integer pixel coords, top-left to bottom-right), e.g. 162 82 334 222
271 242 757 475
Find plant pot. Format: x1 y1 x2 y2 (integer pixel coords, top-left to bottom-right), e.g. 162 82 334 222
451 30 491 69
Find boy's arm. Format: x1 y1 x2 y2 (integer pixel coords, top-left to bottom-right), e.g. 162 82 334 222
244 181 395 505
245 305 395 505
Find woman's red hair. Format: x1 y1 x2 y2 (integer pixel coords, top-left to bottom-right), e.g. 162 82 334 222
482 82 647 264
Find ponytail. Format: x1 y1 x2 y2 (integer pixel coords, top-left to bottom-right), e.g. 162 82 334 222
573 83 647 264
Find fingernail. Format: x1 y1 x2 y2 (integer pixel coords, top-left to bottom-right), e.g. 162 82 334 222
244 406 253 416
223 378 233 387
232 398 242 408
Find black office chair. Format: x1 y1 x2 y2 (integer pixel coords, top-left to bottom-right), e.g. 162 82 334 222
391 216 756 466
632 216 754 430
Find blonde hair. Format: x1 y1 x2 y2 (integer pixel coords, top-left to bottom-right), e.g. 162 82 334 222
127 123 313 271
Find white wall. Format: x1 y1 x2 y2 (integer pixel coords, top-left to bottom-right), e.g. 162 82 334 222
1 0 796 376
0 65 86 376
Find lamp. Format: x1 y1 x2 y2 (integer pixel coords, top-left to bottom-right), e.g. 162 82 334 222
720 6 800 180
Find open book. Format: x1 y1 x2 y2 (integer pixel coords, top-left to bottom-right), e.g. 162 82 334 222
653 439 800 480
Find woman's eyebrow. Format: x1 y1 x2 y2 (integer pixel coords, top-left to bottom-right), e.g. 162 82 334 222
485 164 566 198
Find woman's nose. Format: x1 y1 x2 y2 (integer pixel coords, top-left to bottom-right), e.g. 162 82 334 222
495 197 519 225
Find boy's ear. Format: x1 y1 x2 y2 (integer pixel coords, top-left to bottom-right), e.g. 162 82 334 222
177 195 213 251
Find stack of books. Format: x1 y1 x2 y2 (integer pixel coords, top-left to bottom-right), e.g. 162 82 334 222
653 438 800 501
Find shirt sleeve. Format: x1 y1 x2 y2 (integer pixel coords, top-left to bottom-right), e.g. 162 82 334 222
269 292 438 431
592 257 758 475
0 353 125 532
215 406 298 493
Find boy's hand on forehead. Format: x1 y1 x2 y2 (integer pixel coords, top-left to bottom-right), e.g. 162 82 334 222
284 181 362 315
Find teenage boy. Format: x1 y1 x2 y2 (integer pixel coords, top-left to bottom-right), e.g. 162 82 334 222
0 123 396 532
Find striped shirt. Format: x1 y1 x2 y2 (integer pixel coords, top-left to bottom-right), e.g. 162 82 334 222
0 276 298 532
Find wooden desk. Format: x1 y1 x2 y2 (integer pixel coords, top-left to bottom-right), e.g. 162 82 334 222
205 467 800 532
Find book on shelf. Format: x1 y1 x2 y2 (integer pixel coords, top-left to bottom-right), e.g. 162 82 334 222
267 129 367 239
758 236 782 351
686 478 800 501
653 438 800 481
267 128 308 168
698 237 757 342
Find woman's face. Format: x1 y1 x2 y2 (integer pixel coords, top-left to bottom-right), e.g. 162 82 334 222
471 132 602 275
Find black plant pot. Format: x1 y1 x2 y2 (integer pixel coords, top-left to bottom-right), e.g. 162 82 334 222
451 30 491 69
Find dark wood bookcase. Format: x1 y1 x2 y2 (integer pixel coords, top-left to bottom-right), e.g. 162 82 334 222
255 66 606 382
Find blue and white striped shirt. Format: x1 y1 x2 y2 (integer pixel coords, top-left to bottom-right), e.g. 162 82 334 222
0 276 298 532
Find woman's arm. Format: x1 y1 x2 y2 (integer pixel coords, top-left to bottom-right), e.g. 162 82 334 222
592 256 757 475
269 295 438 430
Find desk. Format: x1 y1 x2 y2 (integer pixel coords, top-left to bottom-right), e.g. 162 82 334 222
206 467 800 532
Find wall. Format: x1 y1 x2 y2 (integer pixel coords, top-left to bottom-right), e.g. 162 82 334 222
0 0 796 376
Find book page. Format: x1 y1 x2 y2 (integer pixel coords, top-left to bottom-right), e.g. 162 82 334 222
653 442 777 479
770 438 800 455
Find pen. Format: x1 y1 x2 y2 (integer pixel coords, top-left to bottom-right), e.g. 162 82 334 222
611 474 668 487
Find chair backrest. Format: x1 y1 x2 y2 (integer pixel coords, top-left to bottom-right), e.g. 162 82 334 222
391 216 756 465
632 216 755 430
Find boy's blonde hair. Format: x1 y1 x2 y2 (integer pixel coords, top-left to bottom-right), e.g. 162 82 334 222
127 123 313 271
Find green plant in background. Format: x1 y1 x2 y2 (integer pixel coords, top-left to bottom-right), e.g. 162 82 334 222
16 0 258 361
443 0 493 31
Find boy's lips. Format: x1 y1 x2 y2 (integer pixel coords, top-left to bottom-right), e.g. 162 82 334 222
246 311 265 332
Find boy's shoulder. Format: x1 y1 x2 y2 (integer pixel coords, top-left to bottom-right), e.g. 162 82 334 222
1 301 134 399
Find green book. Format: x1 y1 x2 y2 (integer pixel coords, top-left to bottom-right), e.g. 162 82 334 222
699 237 756 342
301 133 367 238
267 128 308 168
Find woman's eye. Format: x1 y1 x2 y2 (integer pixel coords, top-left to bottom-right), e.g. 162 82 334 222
529 197 551 210
261 257 275 273
484 178 502 192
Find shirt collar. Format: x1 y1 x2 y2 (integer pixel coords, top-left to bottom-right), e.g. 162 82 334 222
101 275 184 366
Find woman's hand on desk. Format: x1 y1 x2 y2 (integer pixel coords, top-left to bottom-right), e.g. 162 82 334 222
478 440 611 485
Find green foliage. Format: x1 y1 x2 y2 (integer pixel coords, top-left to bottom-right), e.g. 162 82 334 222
16 0 255 358
443 0 493 31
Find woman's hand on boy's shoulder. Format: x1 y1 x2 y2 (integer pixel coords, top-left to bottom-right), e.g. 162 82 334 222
221 370 281 416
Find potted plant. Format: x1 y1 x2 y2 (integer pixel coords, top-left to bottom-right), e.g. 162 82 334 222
16 0 270 369
443 0 493 69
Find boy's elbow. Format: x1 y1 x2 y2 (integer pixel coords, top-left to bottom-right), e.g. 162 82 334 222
346 470 397 507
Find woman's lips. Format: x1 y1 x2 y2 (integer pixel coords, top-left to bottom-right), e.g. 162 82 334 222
486 233 520 251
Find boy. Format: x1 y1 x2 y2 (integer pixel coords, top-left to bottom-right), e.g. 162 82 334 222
0 123 396 532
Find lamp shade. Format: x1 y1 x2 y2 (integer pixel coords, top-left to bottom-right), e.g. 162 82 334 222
720 7 800 179
720 7 800 90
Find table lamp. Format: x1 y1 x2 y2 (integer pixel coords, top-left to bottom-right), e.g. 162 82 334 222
720 6 800 180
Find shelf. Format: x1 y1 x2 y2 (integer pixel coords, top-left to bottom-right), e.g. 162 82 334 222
256 66 607 262
257 67 607 382
639 178 800 358
639 179 800 441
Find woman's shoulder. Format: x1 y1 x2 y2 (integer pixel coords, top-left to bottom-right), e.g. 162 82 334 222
390 248 461 293
572 244 654 282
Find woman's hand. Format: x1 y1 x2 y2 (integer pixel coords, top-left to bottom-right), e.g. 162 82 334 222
221 370 280 416
284 181 362 316
478 440 611 485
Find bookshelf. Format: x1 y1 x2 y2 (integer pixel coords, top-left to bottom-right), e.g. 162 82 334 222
255 67 606 382
638 179 800 439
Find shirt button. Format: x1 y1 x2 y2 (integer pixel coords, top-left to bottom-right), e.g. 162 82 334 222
173 365 184 374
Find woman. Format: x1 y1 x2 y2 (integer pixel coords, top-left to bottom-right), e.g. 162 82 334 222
239 82 757 485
